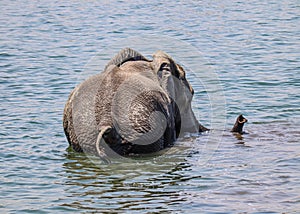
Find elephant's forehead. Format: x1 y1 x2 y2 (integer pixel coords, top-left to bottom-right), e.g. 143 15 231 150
153 50 170 59
119 61 153 73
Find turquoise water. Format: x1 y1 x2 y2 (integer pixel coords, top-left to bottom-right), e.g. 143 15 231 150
1 0 299 213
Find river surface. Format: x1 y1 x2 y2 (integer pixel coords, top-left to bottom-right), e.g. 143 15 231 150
1 0 299 213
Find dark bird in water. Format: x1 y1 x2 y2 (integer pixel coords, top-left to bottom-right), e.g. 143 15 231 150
231 115 248 134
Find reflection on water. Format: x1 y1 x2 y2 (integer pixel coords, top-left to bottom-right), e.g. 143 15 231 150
57 121 299 213
61 149 193 212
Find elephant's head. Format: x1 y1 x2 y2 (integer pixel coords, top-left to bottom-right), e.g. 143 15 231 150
151 50 200 135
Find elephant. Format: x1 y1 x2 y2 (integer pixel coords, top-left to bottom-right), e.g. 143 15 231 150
63 48 209 162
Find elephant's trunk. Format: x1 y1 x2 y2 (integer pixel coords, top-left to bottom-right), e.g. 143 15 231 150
231 115 247 134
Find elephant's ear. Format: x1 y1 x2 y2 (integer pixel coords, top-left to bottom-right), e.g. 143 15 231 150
175 63 194 95
105 48 149 70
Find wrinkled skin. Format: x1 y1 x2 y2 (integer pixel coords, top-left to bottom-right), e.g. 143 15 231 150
63 48 208 161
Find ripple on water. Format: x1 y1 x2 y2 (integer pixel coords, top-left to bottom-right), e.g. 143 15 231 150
1 0 299 213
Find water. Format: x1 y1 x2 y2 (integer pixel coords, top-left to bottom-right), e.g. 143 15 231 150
1 0 299 213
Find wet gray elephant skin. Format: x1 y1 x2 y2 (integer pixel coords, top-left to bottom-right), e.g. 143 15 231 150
63 48 208 161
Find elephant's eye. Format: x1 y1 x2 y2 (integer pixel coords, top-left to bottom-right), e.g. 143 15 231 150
160 63 170 72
